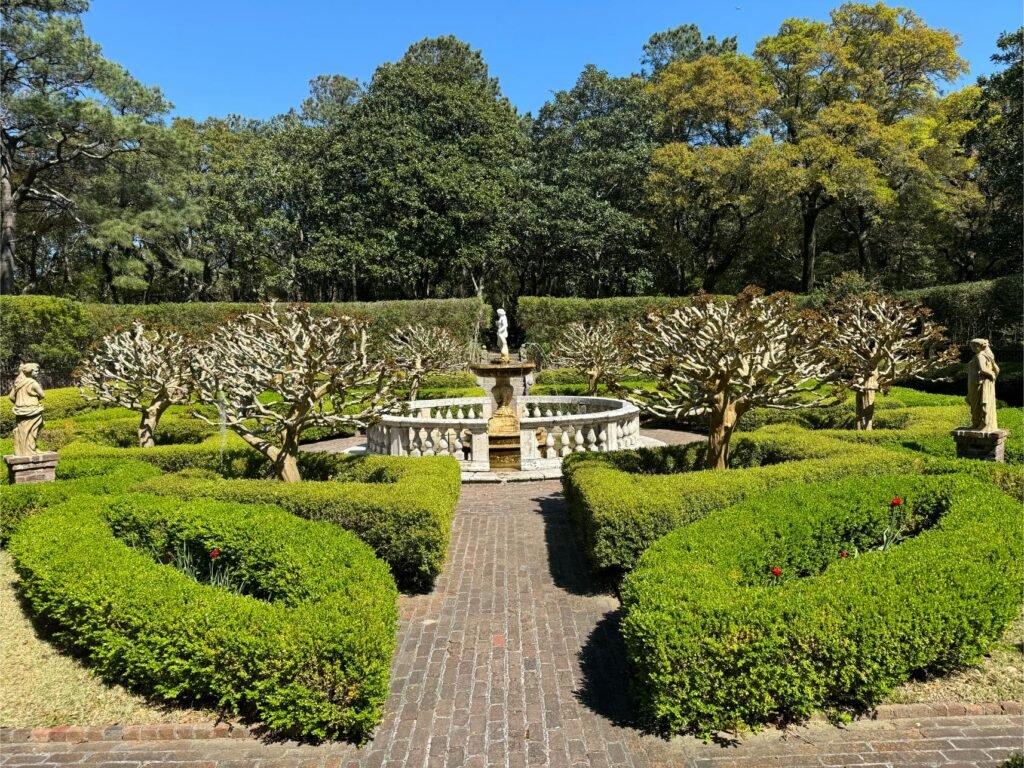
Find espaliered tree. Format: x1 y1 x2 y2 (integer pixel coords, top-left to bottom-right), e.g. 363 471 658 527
384 324 466 401
825 283 958 430
190 303 396 482
629 288 831 469
549 321 627 395
78 322 192 447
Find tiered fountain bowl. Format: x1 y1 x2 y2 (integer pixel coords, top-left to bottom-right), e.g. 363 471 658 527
365 357 643 481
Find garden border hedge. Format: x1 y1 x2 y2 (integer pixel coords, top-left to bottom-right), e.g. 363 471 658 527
9 493 398 741
620 474 1023 737
561 426 928 574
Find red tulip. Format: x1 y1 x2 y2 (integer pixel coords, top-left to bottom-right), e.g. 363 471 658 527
771 566 782 577
840 550 848 558
890 497 902 507
211 548 220 559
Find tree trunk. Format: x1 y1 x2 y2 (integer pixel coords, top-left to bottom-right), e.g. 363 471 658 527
275 450 302 483
706 397 742 470
801 205 820 293
138 400 169 448
0 169 16 295
235 430 303 482
586 369 599 396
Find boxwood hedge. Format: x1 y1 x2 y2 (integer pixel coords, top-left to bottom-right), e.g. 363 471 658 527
562 427 927 574
135 453 461 593
9 494 397 741
620 474 1022 737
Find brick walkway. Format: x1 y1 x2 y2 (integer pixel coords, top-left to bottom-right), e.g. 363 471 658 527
2 480 1021 767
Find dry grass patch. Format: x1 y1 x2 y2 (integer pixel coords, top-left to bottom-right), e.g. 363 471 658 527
0 550 211 727
886 611 1024 705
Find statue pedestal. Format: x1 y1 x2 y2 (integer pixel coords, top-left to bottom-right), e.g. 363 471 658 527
4 452 60 484
950 429 1009 462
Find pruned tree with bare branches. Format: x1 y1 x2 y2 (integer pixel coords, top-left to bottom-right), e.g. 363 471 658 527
825 291 958 430
384 324 467 401
190 303 396 482
549 321 627 395
78 322 192 448
629 288 832 470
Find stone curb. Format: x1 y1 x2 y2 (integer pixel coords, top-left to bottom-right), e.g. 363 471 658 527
2 701 1019 744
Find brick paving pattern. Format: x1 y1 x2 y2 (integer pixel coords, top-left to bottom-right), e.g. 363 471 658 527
2 469 1021 767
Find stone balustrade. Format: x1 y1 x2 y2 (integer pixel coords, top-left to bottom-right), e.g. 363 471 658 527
365 395 641 478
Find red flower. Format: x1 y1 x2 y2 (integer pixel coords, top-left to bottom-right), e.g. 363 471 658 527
210 548 220 559
771 566 782 577
890 497 902 507
840 551 848 558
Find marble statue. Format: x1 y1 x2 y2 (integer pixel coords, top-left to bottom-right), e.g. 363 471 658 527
966 338 999 431
496 308 509 363
9 363 45 456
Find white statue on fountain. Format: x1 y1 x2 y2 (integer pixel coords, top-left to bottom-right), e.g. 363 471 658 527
496 308 510 363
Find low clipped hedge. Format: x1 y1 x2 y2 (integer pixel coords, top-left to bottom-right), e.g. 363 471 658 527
562 427 926 574
0 458 162 542
9 494 397 741
136 454 462 593
0 386 100 434
620 474 1022 737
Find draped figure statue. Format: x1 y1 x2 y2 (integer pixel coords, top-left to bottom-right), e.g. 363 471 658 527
966 338 999 432
9 363 45 456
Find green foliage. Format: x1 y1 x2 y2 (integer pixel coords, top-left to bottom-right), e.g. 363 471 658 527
518 296 699 350
9 494 397 741
562 427 926 574
0 386 100 434
620 475 1022 736
0 296 489 371
0 458 162 543
900 276 1023 352
134 454 461 593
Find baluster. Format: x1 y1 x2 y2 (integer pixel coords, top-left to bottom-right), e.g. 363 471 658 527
454 431 464 459
586 426 599 452
438 429 450 456
545 431 556 459
560 430 572 457
597 427 607 452
455 406 464 420
420 427 435 456
409 426 422 457
574 428 585 453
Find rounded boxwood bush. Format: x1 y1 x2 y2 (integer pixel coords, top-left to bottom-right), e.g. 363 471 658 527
620 474 1022 738
9 493 398 742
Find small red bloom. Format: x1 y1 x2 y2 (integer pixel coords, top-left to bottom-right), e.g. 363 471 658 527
840 551 848 558
210 548 220 559
771 566 782 577
890 497 902 507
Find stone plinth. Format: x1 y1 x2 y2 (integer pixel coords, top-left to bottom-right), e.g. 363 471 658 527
951 428 1009 462
4 452 60 484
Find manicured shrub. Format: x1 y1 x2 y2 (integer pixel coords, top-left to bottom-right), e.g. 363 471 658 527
0 458 161 542
137 454 462 592
9 494 397 741
562 427 926 574
0 386 100 433
620 475 1022 737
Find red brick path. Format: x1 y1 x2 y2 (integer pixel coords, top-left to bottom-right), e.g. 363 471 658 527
2 480 1021 767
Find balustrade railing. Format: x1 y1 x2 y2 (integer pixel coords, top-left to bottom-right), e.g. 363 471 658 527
366 395 641 476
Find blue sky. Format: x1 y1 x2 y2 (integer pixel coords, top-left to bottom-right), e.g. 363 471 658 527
84 1 1022 120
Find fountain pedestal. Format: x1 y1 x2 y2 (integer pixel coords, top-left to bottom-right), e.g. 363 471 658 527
469 359 535 471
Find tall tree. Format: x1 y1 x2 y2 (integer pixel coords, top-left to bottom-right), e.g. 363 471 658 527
337 37 525 303
1 0 171 294
640 23 738 77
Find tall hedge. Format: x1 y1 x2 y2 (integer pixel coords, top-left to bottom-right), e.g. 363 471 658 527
0 296 490 370
518 278 1024 352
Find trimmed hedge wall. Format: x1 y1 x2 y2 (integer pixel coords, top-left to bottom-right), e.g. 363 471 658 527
518 278 1023 352
9 494 397 741
620 474 1022 737
0 295 490 370
562 427 927 574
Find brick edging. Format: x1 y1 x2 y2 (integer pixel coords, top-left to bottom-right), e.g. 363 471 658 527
2 701 1020 745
